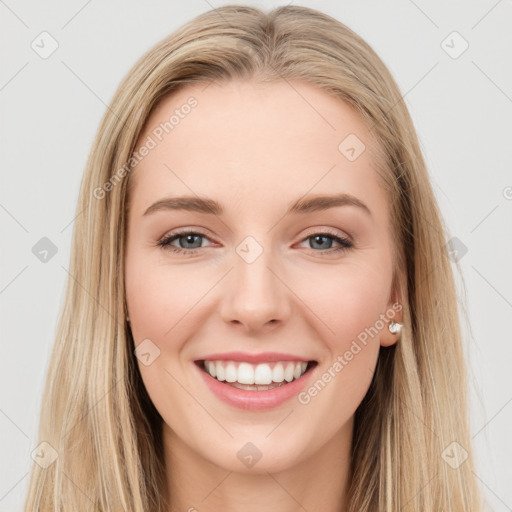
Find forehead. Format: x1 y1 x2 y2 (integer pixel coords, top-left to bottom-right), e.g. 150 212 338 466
128 79 388 221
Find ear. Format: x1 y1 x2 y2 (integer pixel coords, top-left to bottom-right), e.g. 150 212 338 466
380 278 403 348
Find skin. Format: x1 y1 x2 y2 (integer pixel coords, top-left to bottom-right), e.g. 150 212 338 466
124 79 402 512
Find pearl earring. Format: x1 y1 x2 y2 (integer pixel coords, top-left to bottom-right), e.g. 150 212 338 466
388 321 402 335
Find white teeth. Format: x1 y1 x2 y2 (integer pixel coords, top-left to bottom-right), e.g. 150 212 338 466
272 363 284 383
238 362 255 384
207 361 216 377
225 362 237 383
216 363 226 382
254 364 272 385
203 360 310 385
283 363 295 382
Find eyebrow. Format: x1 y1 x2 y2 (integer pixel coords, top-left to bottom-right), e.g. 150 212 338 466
143 192 372 218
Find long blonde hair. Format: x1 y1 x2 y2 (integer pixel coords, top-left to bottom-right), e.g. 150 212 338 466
25 5 481 511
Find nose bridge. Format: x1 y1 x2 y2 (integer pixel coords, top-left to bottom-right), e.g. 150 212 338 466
219 234 291 330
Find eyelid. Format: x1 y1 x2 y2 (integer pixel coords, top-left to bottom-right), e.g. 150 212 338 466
300 226 352 243
159 226 213 240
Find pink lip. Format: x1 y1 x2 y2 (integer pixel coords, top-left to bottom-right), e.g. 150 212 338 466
196 351 314 364
193 360 318 411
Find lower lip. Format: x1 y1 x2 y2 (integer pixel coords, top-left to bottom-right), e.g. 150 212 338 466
194 361 317 411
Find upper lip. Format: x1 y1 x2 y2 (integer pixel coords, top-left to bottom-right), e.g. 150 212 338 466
195 352 316 364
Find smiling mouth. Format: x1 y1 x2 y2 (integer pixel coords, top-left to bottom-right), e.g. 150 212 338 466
195 360 318 391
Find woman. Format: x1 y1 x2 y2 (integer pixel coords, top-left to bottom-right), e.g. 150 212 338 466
25 4 482 511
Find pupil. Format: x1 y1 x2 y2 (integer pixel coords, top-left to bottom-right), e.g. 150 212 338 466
313 235 330 249
182 234 200 248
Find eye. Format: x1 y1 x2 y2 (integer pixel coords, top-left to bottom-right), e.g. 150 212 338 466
156 228 353 256
157 230 214 255
297 230 353 255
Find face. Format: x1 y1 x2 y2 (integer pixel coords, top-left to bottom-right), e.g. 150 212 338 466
124 78 401 474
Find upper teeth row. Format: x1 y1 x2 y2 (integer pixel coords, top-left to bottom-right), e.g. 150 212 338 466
204 360 308 385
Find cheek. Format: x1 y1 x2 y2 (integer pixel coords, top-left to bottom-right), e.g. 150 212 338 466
124 254 203 417
291 257 392 404
125 252 207 343
294 266 388 422
295 257 392 347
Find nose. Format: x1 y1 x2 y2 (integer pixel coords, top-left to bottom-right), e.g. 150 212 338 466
219 243 292 334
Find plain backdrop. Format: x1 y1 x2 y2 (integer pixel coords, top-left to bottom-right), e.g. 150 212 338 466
1 1 511 510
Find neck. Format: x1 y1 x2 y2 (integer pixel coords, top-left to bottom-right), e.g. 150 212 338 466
163 418 353 512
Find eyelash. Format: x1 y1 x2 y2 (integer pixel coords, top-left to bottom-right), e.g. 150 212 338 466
156 229 353 256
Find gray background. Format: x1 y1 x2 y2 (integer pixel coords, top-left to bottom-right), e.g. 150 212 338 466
1 0 511 510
